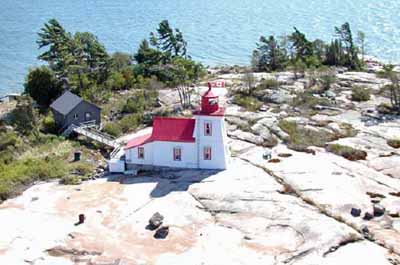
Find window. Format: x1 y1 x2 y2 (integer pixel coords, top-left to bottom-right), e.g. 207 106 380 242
204 147 212 160
85 112 92 121
204 121 212 136
74 113 79 120
138 147 144 159
173 147 182 161
209 98 218 105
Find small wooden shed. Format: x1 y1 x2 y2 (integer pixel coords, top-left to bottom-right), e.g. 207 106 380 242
50 91 101 131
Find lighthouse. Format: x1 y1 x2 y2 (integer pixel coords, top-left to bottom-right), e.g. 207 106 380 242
109 82 229 172
193 82 229 169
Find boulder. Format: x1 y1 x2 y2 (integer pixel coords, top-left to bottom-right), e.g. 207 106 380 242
363 212 374 221
251 123 278 147
373 204 385 217
350 208 361 217
229 130 264 145
154 226 169 239
148 212 164 230
263 90 293 104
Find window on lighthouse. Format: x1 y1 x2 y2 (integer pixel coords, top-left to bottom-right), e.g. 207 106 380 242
204 121 212 136
173 147 182 161
138 147 144 159
204 147 212 160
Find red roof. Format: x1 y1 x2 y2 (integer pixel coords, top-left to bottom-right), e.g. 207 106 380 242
125 117 195 150
125 133 152 149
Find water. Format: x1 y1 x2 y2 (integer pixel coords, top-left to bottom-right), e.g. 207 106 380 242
1 0 400 96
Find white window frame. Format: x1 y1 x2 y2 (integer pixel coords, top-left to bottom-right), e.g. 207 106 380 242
138 147 145 159
74 113 79 120
85 112 92 121
173 147 182 161
203 146 212 160
204 121 212 136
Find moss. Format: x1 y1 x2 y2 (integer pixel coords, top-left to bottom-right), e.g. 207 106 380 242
387 139 400 149
233 95 263 112
278 120 337 151
326 144 367 161
257 79 279 90
351 86 371 102
60 176 82 185
291 92 332 110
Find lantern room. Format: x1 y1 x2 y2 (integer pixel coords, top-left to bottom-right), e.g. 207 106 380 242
201 82 219 114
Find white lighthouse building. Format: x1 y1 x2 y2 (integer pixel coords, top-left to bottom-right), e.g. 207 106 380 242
109 83 229 172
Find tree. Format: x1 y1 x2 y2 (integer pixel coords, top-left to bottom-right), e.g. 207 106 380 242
110 52 132 72
134 39 165 73
167 57 205 108
241 71 257 95
150 20 187 58
379 64 400 112
335 22 361 69
24 66 63 106
37 19 72 77
289 59 307 79
37 19 110 93
357 31 366 62
289 27 314 63
253 36 287 72
9 97 39 136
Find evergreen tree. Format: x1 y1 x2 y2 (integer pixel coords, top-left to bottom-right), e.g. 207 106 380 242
253 36 287 72
24 66 63 107
150 20 187 58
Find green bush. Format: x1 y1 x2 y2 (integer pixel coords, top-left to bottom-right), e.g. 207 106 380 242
387 139 400 149
0 158 68 200
351 86 371 102
103 122 122 137
291 92 331 109
233 94 263 112
119 114 142 133
122 97 145 114
60 176 82 185
257 79 279 90
279 120 337 151
41 114 57 134
326 144 367 161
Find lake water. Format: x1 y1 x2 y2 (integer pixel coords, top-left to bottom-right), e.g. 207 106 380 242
1 0 400 96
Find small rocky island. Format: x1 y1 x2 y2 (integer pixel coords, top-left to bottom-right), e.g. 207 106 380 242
1 61 400 264
1 19 400 265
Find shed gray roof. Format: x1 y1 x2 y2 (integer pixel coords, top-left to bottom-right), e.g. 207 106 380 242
50 90 83 115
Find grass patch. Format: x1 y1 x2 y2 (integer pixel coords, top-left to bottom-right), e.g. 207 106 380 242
326 144 367 161
351 86 371 102
291 92 332 111
279 120 337 151
387 139 400 149
233 94 263 112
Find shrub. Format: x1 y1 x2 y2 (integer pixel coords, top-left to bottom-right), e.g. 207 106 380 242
122 97 145 114
279 120 337 151
0 158 68 200
291 92 331 109
257 79 279 90
103 122 122 137
70 162 94 178
60 176 82 185
377 103 395 114
326 144 367 161
119 114 142 133
351 86 371 102
387 139 400 149
233 94 263 112
41 114 57 134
